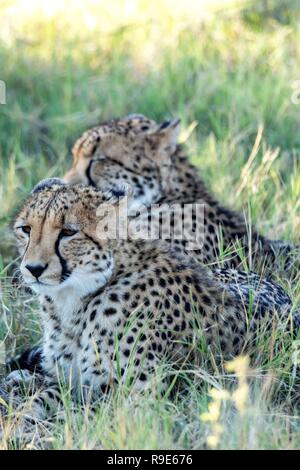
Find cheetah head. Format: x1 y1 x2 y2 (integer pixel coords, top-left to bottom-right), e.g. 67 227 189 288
14 178 132 299
64 114 181 213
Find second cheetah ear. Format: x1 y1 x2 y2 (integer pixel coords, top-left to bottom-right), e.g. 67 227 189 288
157 118 181 141
102 183 134 204
31 178 66 195
145 118 181 164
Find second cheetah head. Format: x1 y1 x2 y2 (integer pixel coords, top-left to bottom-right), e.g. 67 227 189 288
64 114 181 213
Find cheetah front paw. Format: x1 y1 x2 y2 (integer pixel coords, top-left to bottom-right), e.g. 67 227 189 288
3 369 35 391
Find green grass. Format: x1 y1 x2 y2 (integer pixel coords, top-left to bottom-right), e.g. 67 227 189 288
0 0 300 449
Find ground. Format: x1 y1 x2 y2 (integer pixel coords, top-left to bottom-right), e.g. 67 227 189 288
0 0 299 450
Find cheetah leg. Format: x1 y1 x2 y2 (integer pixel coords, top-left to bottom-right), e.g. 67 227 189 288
249 237 300 275
1 368 63 425
0 374 63 444
1 369 45 415
267 241 300 272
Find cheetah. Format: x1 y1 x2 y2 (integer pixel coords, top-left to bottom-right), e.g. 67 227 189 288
64 113 299 273
2 178 298 424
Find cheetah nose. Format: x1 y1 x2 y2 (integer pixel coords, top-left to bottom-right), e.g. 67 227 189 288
25 263 48 279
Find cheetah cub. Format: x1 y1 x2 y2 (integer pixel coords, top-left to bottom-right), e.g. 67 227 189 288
3 178 298 421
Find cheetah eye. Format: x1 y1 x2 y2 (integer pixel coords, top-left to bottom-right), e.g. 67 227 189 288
20 225 31 235
61 228 78 237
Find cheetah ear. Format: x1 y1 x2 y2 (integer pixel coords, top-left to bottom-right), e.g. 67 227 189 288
102 182 134 205
150 118 181 145
145 118 181 164
157 118 181 142
31 178 66 195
